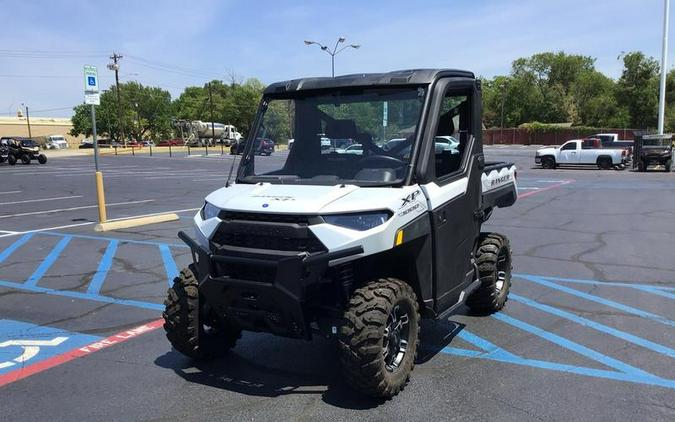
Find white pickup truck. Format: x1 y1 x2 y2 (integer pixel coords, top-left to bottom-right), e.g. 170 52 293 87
536 139 628 170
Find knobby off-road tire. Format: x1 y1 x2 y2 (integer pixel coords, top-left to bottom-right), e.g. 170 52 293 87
21 154 31 165
664 160 671 172
339 278 420 398
466 233 513 314
163 264 241 360
37 154 47 164
7 154 16 165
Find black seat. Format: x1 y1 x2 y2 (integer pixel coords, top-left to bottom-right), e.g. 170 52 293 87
325 119 358 140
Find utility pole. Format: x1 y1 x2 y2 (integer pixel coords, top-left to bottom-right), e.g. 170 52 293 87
22 103 32 138
107 52 125 146
658 0 670 134
208 82 216 156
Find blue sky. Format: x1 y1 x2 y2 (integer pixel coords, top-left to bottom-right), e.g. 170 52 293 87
1 0 672 117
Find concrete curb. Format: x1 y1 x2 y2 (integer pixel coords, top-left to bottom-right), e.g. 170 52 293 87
94 213 179 232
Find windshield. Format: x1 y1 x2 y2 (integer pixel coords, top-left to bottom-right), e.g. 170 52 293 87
239 87 426 186
21 139 37 147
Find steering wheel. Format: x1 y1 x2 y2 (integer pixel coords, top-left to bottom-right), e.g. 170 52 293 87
358 154 406 168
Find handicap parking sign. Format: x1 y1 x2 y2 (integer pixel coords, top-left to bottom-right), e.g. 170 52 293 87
83 65 99 93
0 319 100 375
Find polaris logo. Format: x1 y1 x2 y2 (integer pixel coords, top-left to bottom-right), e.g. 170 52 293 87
252 195 295 201
491 175 511 186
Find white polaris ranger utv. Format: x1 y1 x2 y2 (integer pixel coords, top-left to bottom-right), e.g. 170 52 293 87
164 69 518 398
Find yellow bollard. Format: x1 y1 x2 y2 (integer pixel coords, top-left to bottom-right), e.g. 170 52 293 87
95 171 107 222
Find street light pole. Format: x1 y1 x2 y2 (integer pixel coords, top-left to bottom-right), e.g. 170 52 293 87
658 0 670 134
304 37 360 77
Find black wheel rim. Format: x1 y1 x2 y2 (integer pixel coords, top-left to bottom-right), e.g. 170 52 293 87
383 303 411 373
495 247 510 293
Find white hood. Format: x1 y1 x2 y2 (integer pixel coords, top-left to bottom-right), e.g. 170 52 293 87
537 146 558 155
205 183 417 215
205 183 360 214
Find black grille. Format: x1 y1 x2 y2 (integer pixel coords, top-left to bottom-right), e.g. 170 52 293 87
211 212 326 253
218 211 320 225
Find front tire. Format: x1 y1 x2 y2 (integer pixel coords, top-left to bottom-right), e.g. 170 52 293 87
8 154 16 165
541 156 555 169
38 154 47 164
466 233 513 314
339 278 420 398
21 154 31 165
163 264 241 360
665 160 671 172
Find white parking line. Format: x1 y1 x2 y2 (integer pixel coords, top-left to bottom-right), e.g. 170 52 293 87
0 199 154 219
0 195 83 206
0 191 22 195
0 206 199 237
517 187 540 190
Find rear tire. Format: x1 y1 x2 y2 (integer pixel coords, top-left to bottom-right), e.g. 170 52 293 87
597 158 611 170
21 154 30 165
665 160 671 172
163 264 241 360
638 160 646 172
339 278 420 398
466 233 513 314
37 154 47 164
541 156 555 169
8 154 16 165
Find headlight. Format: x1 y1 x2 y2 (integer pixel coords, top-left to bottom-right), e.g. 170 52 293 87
200 202 220 220
322 211 390 231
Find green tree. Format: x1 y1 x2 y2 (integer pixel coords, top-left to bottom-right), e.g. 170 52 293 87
616 51 660 129
71 82 172 141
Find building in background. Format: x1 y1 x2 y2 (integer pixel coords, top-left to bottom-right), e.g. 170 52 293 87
0 115 83 146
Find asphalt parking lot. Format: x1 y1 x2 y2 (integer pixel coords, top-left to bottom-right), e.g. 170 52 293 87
0 146 674 421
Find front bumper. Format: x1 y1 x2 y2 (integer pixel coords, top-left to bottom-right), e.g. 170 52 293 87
178 231 362 339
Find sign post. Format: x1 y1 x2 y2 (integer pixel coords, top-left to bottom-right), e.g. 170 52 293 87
84 65 106 222
382 101 388 142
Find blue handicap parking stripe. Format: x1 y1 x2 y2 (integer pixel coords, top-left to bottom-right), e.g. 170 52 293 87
24 236 72 287
86 240 119 295
159 244 179 287
0 319 101 376
510 293 675 359
517 274 675 328
0 233 35 264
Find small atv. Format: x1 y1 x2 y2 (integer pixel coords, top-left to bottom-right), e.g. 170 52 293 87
6 138 47 165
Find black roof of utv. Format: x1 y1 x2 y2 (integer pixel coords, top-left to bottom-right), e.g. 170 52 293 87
264 69 475 95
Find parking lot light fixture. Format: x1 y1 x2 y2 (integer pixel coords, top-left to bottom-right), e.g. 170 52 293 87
304 37 361 78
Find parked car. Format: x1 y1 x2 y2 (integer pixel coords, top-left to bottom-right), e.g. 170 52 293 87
79 138 114 148
536 139 627 169
230 138 274 155
158 139 183 147
342 143 364 155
